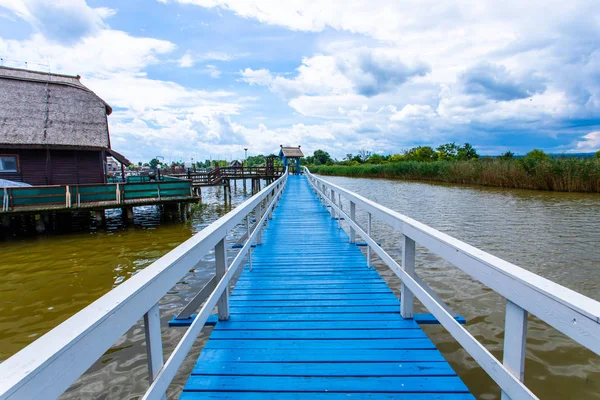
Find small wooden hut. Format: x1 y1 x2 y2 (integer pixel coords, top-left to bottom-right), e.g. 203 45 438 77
278 145 304 174
0 66 127 186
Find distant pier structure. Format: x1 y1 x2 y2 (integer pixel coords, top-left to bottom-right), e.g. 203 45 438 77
279 145 304 174
0 66 195 233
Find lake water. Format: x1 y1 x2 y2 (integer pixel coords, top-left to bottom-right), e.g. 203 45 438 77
0 176 598 399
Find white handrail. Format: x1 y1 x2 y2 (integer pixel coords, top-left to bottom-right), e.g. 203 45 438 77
0 170 288 400
305 167 600 400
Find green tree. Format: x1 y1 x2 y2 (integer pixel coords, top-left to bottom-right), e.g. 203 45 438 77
357 149 372 163
404 146 438 162
524 149 549 161
594 150 600 160
367 154 386 164
437 143 459 160
388 153 405 163
457 143 479 160
500 151 514 160
313 149 333 165
246 155 266 167
149 158 161 169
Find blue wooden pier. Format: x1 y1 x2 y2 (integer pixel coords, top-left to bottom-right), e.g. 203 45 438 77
180 175 473 399
1 168 598 400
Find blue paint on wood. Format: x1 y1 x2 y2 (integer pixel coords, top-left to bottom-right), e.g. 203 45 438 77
181 394 474 400
415 314 467 325
184 376 470 393
232 243 257 249
168 314 218 327
179 175 473 399
192 361 456 376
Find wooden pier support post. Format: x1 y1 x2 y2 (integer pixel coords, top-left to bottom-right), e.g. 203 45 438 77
35 214 46 233
179 202 185 221
122 207 134 223
1 215 10 229
94 210 105 226
186 202 192 218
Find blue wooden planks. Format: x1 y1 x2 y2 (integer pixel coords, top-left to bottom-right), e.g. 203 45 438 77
204 338 436 349
209 329 427 340
192 362 455 376
179 175 473 399
213 320 420 330
181 394 474 400
184 376 470 393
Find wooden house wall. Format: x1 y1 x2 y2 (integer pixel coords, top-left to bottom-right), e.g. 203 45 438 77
0 148 106 186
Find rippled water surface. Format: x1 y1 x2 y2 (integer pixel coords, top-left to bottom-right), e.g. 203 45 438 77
1 177 599 399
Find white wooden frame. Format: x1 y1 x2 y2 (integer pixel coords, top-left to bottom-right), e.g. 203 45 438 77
305 167 600 400
0 170 288 400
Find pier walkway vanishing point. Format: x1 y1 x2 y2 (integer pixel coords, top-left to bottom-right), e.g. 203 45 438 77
0 168 599 400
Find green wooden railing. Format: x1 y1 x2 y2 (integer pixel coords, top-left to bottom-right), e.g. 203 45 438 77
2 179 194 212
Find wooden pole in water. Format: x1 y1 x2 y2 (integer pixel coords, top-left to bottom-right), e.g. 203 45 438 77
94 210 105 226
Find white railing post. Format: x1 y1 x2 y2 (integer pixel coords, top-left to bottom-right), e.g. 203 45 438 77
215 238 229 320
257 202 263 245
367 212 372 268
501 300 528 400
246 215 253 272
401 235 415 319
268 190 274 219
143 302 165 400
349 201 356 243
337 193 342 228
330 189 335 219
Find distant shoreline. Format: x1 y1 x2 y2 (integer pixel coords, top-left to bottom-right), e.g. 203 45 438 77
308 158 600 193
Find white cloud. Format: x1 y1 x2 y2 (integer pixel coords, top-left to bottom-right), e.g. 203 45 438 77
574 132 600 152
0 0 115 42
390 104 437 121
203 64 221 78
178 50 194 67
240 68 273 86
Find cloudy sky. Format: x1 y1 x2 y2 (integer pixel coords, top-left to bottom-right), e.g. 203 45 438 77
1 0 599 162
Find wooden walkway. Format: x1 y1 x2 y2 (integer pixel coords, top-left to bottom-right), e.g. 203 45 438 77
180 175 474 399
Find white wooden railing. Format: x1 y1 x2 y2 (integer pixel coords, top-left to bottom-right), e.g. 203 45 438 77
0 170 288 400
305 167 600 400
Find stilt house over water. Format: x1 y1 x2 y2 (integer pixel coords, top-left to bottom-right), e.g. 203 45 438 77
0 66 128 186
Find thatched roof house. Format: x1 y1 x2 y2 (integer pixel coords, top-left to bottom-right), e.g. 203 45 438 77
279 145 304 158
0 66 124 185
278 145 304 174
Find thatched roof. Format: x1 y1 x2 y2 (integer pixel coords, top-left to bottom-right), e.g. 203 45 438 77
279 145 304 158
0 66 112 149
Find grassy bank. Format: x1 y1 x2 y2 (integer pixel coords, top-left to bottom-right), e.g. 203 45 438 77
308 158 600 193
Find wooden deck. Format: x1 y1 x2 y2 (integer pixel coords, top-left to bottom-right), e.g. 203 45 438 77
180 175 474 399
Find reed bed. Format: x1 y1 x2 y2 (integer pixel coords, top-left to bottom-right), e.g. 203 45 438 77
309 158 600 193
